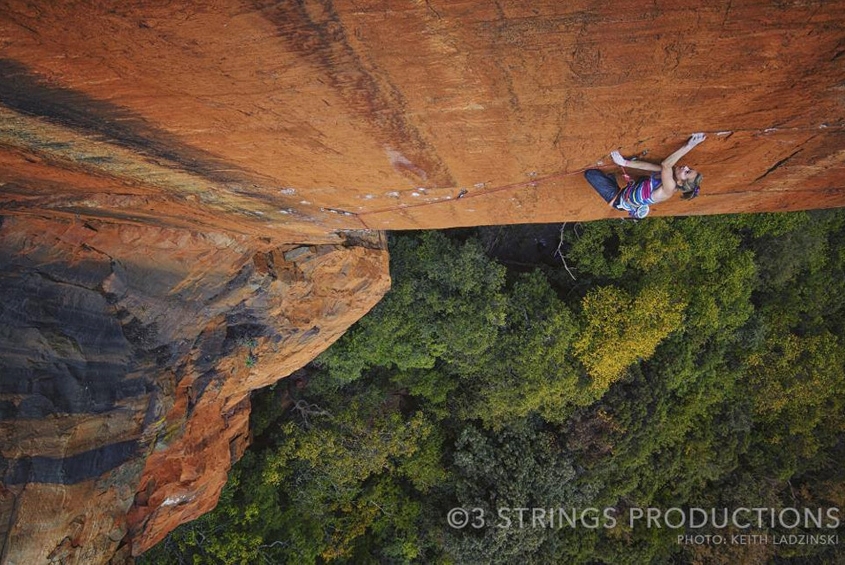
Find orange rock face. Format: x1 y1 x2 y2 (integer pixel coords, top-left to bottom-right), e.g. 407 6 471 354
0 1 843 563
0 215 388 563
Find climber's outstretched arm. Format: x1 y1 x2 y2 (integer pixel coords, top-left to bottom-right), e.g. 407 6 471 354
659 133 706 192
610 151 661 172
610 133 706 176
661 133 706 168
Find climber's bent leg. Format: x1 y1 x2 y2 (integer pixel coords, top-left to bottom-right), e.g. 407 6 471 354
584 169 621 204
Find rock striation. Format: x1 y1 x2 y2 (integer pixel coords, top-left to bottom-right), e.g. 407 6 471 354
0 1 843 563
0 215 388 563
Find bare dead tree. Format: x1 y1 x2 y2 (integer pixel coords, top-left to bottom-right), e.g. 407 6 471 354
554 224 577 280
292 399 332 428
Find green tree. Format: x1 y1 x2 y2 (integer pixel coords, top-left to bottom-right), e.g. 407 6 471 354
745 330 845 476
442 420 596 565
316 232 507 387
461 270 584 427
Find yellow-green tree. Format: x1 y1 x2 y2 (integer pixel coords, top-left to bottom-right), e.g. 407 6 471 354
574 285 685 391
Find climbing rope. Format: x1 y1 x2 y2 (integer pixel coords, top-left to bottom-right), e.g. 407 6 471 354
356 122 844 225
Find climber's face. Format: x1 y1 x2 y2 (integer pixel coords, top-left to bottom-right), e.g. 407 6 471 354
675 165 698 184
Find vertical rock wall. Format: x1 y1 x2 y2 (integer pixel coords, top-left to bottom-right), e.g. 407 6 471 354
0 217 389 563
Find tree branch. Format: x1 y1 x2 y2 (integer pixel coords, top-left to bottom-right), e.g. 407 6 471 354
554 224 577 280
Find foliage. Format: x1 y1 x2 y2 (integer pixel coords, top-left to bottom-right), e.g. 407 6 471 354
745 330 845 476
315 232 507 386
461 270 585 426
142 210 845 565
442 419 594 564
574 285 684 390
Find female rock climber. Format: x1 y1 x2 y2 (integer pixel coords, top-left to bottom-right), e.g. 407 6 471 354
584 133 706 219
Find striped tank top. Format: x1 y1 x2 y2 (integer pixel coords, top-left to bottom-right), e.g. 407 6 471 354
616 173 661 218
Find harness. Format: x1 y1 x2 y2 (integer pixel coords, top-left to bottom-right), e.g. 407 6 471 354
611 165 634 202
610 165 651 219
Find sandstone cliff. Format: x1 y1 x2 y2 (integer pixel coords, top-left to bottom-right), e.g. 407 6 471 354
0 216 389 563
0 0 843 563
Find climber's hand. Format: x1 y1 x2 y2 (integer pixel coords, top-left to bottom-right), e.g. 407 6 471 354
610 151 627 166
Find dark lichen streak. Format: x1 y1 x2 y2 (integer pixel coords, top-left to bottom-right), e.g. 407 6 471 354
1 441 140 485
252 0 456 188
0 59 266 189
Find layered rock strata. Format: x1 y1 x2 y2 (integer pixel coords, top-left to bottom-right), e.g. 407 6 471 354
0 216 388 562
0 0 844 563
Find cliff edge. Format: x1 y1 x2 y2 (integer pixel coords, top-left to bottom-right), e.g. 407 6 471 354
1 1 843 563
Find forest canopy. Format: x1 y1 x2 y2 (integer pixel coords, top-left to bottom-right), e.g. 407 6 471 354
142 210 845 565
